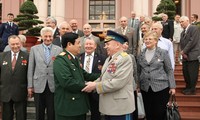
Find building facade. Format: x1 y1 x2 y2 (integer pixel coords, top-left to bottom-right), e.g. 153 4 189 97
0 0 200 31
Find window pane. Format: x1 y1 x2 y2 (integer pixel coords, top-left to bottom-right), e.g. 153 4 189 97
110 1 115 5
103 6 109 14
90 6 95 14
103 23 115 29
96 1 102 5
110 15 115 20
95 6 102 14
110 6 115 14
90 1 95 5
89 0 116 20
90 23 101 29
90 16 95 20
103 1 110 5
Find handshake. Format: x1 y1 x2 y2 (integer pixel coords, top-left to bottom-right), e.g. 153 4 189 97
82 82 96 93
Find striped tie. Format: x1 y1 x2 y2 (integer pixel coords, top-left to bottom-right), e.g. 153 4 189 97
85 55 91 73
45 47 51 64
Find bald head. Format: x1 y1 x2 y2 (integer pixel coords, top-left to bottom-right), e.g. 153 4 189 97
83 23 92 36
119 16 128 28
70 19 79 31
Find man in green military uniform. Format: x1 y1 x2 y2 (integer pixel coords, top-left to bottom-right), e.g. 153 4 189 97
53 32 100 120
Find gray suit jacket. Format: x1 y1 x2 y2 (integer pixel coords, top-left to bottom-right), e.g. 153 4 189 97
128 18 140 42
115 27 137 56
28 44 63 93
180 25 200 61
137 47 176 92
95 51 135 115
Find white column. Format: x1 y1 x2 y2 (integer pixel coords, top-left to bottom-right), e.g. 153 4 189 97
51 0 65 25
34 0 48 24
133 0 149 17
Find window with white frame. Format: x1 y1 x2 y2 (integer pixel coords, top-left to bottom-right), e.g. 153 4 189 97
89 0 116 31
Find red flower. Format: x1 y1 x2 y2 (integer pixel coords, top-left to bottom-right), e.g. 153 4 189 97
52 56 56 61
68 55 72 60
22 60 27 64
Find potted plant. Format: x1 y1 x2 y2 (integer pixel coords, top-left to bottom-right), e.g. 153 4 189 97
14 0 44 49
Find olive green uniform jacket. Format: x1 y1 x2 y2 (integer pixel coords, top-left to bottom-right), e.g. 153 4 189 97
53 50 100 117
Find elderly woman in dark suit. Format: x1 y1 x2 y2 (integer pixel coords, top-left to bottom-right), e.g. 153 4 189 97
137 31 176 120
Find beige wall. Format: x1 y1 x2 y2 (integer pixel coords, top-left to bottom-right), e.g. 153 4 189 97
189 0 200 18
1 0 20 22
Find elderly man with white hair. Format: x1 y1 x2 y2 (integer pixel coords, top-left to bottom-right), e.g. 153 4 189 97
28 27 63 120
179 16 200 95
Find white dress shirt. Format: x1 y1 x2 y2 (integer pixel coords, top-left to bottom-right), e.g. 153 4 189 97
11 51 19 61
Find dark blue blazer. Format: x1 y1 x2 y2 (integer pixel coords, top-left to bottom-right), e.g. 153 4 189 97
0 22 19 51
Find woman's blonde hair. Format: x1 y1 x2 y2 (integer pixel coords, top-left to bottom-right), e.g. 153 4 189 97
143 31 159 42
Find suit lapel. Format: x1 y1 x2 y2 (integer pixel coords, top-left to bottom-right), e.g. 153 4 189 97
92 53 98 70
6 52 12 72
80 53 85 65
49 45 58 65
13 51 22 73
37 45 46 64
140 50 149 66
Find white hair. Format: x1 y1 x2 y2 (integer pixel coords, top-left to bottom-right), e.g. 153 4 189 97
40 27 53 36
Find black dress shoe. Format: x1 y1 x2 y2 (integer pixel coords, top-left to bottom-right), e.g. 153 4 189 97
182 88 190 94
183 90 196 95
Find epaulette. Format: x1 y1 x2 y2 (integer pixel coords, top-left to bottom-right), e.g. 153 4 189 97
120 52 128 57
59 52 66 56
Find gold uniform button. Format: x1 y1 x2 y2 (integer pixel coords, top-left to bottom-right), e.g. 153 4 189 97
72 97 75 100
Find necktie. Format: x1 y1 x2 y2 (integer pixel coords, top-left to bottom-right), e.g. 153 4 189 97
12 53 17 71
122 28 125 35
182 29 186 37
85 55 91 73
132 19 135 27
45 47 51 64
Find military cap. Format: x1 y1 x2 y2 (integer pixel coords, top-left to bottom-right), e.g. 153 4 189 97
105 30 128 44
62 32 78 48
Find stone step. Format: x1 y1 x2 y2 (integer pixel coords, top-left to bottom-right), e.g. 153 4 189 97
175 85 200 93
174 73 200 79
176 92 200 102
180 112 200 120
175 78 200 86
178 101 200 112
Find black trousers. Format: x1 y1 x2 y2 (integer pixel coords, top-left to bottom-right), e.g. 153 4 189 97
55 114 86 120
132 90 138 120
182 60 199 91
88 92 101 120
2 100 27 120
34 83 55 120
105 113 132 120
141 87 170 120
